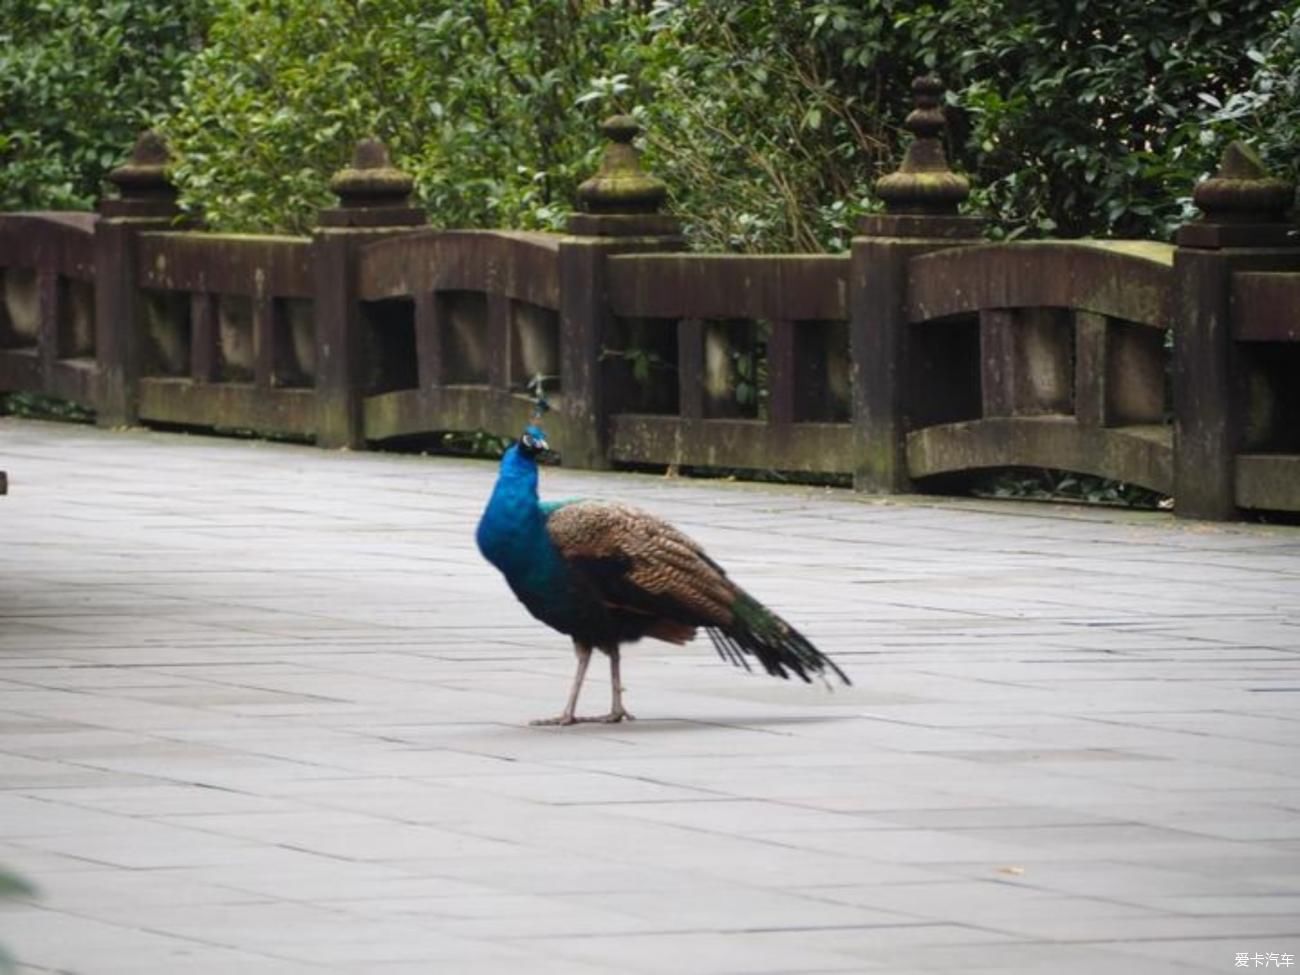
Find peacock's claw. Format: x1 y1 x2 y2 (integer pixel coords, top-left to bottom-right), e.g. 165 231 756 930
576 709 635 724
531 709 635 727
530 714 577 727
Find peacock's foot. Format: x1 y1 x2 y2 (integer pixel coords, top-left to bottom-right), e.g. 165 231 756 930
576 708 635 724
531 709 634 727
530 713 577 727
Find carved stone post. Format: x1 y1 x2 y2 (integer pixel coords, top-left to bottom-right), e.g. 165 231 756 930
313 139 425 448
559 116 683 469
851 76 984 492
1173 142 1297 520
94 131 183 427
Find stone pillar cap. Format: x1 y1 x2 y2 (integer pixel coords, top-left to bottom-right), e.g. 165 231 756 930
329 139 415 207
318 138 424 229
568 116 681 238
576 116 668 214
857 76 983 239
99 131 181 219
875 76 970 215
1177 141 1297 248
1192 142 1293 224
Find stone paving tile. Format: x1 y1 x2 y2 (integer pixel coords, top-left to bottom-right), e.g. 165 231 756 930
2 417 1299 972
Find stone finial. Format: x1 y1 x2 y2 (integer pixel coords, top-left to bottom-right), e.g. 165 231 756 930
318 138 424 228
107 131 172 194
875 76 970 215
99 131 180 218
857 76 982 239
329 139 414 207
576 116 667 214
567 116 681 238
1178 141 1297 249
1192 142 1293 224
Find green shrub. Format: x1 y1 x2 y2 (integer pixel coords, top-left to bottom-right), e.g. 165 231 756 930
961 0 1296 240
0 392 94 423
165 0 1294 247
163 0 643 234
0 0 210 211
806 0 1296 240
1199 4 1300 181
3 0 1296 249
633 2 904 252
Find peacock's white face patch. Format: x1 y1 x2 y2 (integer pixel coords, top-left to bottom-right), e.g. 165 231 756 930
519 425 549 456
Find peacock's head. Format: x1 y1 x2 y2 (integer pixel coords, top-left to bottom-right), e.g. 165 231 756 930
517 424 550 460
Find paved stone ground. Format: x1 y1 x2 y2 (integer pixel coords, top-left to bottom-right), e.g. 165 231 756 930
1 417 1299 975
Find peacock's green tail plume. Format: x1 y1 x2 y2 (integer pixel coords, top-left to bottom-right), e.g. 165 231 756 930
707 592 851 686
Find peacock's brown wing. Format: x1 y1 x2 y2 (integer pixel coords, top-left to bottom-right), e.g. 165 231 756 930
544 500 737 638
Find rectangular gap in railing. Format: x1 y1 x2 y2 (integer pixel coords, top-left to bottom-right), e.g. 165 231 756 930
910 314 983 430
510 299 559 395
56 277 95 361
142 290 192 378
217 295 254 383
362 298 417 395
275 299 315 389
1238 342 1300 454
439 290 488 386
0 268 39 351
775 318 851 424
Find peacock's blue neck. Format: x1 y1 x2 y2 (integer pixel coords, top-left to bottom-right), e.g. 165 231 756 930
476 445 555 582
475 439 601 639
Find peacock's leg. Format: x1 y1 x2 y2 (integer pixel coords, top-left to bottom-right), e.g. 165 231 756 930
576 644 634 723
606 645 635 722
530 640 592 727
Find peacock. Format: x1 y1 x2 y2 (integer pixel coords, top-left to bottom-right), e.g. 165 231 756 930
475 421 850 726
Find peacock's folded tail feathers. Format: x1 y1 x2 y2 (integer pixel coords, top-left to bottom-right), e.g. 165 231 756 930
709 592 851 685
545 500 850 685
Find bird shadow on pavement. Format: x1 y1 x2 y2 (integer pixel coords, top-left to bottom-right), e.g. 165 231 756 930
521 713 854 734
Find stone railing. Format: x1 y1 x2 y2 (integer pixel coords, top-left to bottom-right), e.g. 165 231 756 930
2 79 1297 519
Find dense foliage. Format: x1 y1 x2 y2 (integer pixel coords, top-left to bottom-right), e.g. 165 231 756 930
2 0 1297 248
0 0 210 211
930 0 1300 238
643 0 1300 244
163 0 641 234
0 391 94 422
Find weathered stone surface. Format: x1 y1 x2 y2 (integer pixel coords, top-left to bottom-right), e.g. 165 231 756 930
605 253 848 321
137 233 313 298
907 415 1174 494
137 377 316 436
1236 453 1300 510
907 240 1173 327
608 415 854 472
1233 271 1300 341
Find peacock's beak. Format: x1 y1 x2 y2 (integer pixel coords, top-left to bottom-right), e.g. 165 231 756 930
536 438 561 464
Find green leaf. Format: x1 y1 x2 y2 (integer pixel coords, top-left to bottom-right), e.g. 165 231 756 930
0 867 36 899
